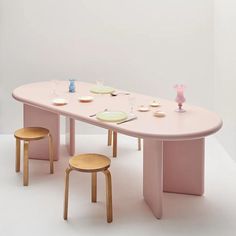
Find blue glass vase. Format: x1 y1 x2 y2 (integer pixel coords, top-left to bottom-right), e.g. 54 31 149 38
69 79 76 93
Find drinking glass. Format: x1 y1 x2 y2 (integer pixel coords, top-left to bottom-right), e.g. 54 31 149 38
96 79 104 88
174 84 186 112
128 96 136 114
51 80 60 97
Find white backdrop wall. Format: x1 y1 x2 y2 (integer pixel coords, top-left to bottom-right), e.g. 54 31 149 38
0 0 214 134
214 0 236 159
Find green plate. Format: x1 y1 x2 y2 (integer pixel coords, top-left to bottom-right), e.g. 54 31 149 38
96 111 127 122
90 86 115 94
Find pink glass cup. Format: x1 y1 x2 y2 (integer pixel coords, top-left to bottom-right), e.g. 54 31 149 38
174 84 186 112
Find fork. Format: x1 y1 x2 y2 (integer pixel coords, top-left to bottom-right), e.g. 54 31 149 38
89 109 108 117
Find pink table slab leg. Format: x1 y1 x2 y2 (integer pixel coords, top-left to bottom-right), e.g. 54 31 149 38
65 117 75 156
24 104 60 161
143 138 163 219
163 138 205 195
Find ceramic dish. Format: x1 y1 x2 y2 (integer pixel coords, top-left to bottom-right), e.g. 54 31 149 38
150 100 160 107
154 111 166 117
138 106 150 112
90 86 115 94
96 111 127 122
78 96 94 103
52 98 68 106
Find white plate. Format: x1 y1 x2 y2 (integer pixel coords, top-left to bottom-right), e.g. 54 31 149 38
154 111 166 117
138 106 150 112
78 96 94 102
52 98 68 106
150 100 160 107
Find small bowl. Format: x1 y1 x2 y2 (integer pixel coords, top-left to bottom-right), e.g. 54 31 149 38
150 100 160 107
138 106 150 112
52 98 68 106
154 111 166 117
78 96 94 103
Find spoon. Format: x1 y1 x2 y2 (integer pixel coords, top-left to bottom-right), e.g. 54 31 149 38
110 91 130 96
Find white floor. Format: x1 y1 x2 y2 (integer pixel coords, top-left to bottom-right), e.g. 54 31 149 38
1 134 236 236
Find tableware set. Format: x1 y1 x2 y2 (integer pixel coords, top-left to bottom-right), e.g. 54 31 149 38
51 80 167 123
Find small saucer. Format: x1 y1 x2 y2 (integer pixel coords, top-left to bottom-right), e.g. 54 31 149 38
150 100 160 107
138 106 150 112
78 96 94 103
52 98 68 106
154 111 166 117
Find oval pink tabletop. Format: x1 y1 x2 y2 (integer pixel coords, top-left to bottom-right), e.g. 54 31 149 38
12 81 222 140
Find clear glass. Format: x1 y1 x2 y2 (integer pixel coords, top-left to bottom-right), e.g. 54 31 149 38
96 79 104 88
51 80 60 97
128 96 136 114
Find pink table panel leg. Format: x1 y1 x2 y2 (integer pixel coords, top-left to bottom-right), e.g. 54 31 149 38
65 117 75 156
163 138 205 196
24 104 60 161
143 138 163 219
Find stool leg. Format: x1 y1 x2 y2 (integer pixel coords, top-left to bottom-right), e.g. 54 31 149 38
48 134 54 174
112 131 117 158
103 169 113 223
23 141 29 186
138 138 142 151
91 172 97 203
64 168 72 220
107 130 112 146
16 138 21 172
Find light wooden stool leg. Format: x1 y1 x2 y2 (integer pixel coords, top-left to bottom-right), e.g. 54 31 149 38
107 130 112 146
91 172 97 203
23 141 29 186
138 138 142 151
48 134 54 174
103 169 113 223
112 131 117 158
16 138 21 172
64 168 72 220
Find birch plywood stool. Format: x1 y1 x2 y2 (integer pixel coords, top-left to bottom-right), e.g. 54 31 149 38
14 127 54 186
64 154 113 223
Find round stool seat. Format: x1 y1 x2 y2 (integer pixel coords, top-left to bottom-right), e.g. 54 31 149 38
69 154 111 172
14 127 50 141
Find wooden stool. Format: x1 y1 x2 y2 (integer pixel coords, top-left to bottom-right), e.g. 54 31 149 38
14 127 54 186
64 154 113 223
108 130 142 157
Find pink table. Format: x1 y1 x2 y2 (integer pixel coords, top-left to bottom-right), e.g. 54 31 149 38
12 81 222 219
